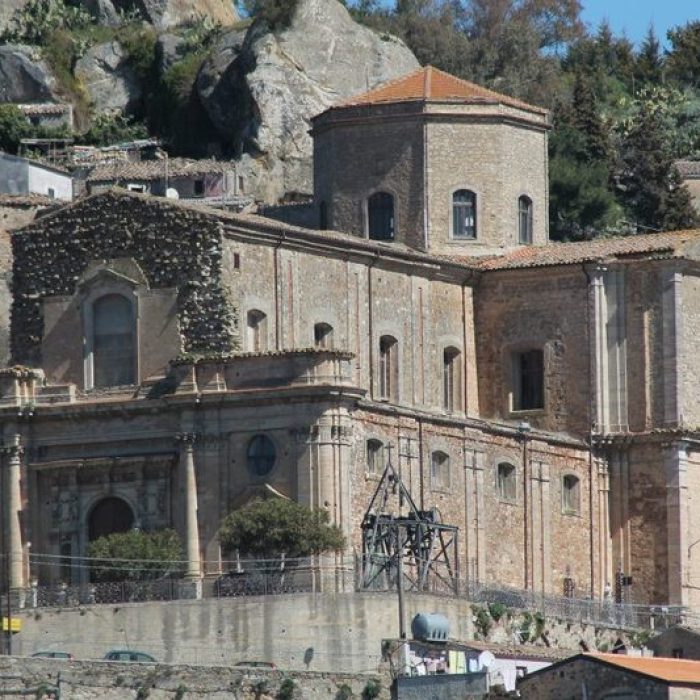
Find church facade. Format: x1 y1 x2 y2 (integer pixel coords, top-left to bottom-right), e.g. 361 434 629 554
2 66 700 609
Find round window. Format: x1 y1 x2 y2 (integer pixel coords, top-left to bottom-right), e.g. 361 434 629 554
247 435 276 477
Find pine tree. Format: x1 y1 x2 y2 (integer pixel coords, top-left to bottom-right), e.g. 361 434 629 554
572 71 609 162
635 26 663 86
618 102 698 231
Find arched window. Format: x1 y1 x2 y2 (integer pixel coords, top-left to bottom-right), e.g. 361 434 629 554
443 347 461 412
247 435 276 477
247 309 267 352
519 195 533 244
314 322 333 349
93 294 135 388
367 192 395 240
319 201 328 230
431 451 450 489
366 439 384 474
562 474 580 514
452 190 477 239
497 462 517 501
379 335 399 401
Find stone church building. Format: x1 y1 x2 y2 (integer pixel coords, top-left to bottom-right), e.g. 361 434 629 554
2 66 700 609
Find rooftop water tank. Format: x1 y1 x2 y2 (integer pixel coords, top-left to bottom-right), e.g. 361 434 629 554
411 613 450 643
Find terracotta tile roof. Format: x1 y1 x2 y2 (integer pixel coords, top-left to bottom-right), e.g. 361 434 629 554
585 653 700 685
475 229 700 271
337 65 547 115
86 158 235 183
462 639 572 662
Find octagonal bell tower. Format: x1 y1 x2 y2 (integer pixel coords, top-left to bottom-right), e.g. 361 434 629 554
310 66 551 256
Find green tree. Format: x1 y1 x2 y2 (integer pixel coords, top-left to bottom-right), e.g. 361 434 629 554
666 21 700 89
618 100 698 231
219 498 346 558
0 105 31 153
236 0 299 28
549 75 619 240
635 26 663 87
86 529 184 582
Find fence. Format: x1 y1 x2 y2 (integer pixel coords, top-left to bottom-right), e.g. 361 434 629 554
4 554 687 633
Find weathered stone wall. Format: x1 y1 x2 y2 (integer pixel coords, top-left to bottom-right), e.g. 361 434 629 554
12 593 636 674
680 271 700 428
474 267 590 438
11 191 237 368
0 656 389 700
425 119 548 255
350 408 593 596
313 107 425 250
518 656 674 700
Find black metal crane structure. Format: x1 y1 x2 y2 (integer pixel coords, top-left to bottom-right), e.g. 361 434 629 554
359 451 460 595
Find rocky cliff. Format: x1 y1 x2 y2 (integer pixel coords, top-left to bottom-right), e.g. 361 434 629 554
198 0 418 201
0 0 418 203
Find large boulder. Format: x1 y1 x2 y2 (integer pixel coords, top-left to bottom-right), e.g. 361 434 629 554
0 45 57 103
75 41 142 114
133 0 239 30
0 0 28 35
81 0 122 26
198 0 419 203
196 27 248 133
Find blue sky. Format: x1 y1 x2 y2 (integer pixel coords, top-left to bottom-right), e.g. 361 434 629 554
580 0 699 47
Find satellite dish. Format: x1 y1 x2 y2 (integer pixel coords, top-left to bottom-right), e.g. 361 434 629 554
166 187 180 199
477 651 496 670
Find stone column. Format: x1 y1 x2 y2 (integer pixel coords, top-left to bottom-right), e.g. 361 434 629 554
3 435 24 591
177 433 201 581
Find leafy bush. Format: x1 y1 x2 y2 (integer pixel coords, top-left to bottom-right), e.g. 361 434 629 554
81 112 148 146
471 605 492 638
488 602 508 623
238 0 300 29
86 528 184 582
0 105 31 153
2 0 93 45
335 684 353 700
277 678 296 700
219 498 346 558
361 679 381 700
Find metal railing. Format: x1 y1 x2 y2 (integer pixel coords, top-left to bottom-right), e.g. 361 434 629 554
6 555 688 633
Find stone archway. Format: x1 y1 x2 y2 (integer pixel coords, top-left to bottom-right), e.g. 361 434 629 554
88 496 134 541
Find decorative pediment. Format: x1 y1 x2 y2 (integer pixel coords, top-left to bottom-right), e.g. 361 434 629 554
77 258 149 292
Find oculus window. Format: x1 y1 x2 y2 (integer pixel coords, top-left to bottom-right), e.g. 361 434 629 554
247 435 276 477
367 192 395 240
512 349 544 411
452 190 476 239
93 294 135 388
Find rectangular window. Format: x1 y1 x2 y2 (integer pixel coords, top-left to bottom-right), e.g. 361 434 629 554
512 349 544 411
194 179 205 196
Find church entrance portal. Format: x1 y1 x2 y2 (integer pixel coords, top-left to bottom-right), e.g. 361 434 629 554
88 497 134 541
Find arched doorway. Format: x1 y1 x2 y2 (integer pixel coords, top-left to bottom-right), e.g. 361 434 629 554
88 497 134 541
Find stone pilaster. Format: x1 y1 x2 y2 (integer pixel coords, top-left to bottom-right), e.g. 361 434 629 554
664 441 688 606
177 433 201 580
3 435 25 590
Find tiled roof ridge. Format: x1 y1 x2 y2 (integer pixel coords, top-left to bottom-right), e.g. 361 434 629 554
333 64 547 115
